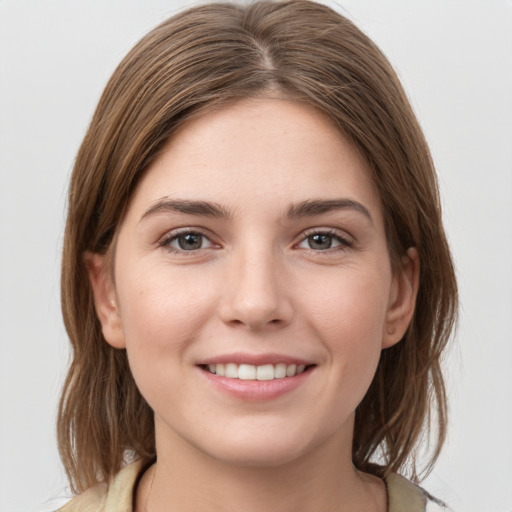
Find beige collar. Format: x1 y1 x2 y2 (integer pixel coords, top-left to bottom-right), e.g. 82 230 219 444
386 472 426 512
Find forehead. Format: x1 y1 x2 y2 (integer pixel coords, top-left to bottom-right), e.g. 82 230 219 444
127 98 383 223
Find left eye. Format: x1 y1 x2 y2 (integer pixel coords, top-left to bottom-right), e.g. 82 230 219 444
163 231 214 251
297 232 351 251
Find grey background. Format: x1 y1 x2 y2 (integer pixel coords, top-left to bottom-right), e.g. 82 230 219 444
1 1 511 511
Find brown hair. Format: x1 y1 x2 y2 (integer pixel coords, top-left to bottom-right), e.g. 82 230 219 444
58 0 457 493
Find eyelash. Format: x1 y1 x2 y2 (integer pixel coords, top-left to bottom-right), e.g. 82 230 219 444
158 228 353 255
296 228 353 252
158 229 216 254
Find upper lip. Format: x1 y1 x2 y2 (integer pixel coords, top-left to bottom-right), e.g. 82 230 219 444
198 352 314 366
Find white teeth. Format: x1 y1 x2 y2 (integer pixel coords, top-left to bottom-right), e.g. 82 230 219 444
225 363 238 378
206 362 309 380
286 364 297 377
274 363 287 379
238 364 256 380
256 364 274 381
216 363 225 377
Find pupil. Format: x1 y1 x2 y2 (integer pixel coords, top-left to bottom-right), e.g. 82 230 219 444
309 234 332 250
178 233 202 250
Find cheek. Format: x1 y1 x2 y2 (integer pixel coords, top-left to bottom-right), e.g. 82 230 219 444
113 264 223 417
302 266 389 333
299 268 390 377
114 264 217 372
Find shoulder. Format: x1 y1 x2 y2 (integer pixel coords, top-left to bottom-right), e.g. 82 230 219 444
385 473 452 512
57 460 144 512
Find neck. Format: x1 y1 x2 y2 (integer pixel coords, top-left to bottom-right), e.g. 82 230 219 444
136 422 386 512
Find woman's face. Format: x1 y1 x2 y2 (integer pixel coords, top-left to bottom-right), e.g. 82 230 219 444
90 98 417 467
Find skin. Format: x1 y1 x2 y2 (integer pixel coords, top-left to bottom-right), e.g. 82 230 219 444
87 98 419 512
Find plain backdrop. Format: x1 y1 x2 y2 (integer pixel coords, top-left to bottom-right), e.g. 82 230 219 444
0 1 511 511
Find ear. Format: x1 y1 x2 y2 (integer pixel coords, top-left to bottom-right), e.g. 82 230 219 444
382 247 420 349
84 252 126 349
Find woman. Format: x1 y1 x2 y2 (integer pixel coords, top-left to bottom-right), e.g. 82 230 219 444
57 1 457 510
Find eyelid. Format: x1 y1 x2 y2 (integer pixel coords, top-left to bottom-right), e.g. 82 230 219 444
295 227 354 250
158 227 220 253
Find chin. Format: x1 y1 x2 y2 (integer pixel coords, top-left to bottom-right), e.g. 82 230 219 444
208 440 309 468
190 421 329 469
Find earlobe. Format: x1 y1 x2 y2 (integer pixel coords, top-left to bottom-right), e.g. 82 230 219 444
382 247 420 349
84 251 126 349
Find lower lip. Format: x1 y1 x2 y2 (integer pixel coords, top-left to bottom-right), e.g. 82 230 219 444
199 366 314 401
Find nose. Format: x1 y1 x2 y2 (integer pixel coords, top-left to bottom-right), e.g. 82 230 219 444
218 245 293 331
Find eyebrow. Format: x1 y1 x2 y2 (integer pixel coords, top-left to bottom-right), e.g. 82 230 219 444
140 199 231 222
140 197 373 224
286 198 373 223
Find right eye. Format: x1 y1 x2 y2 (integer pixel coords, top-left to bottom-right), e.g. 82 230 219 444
160 230 215 252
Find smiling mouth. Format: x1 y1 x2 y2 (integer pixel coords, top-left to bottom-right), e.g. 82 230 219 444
201 363 315 381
